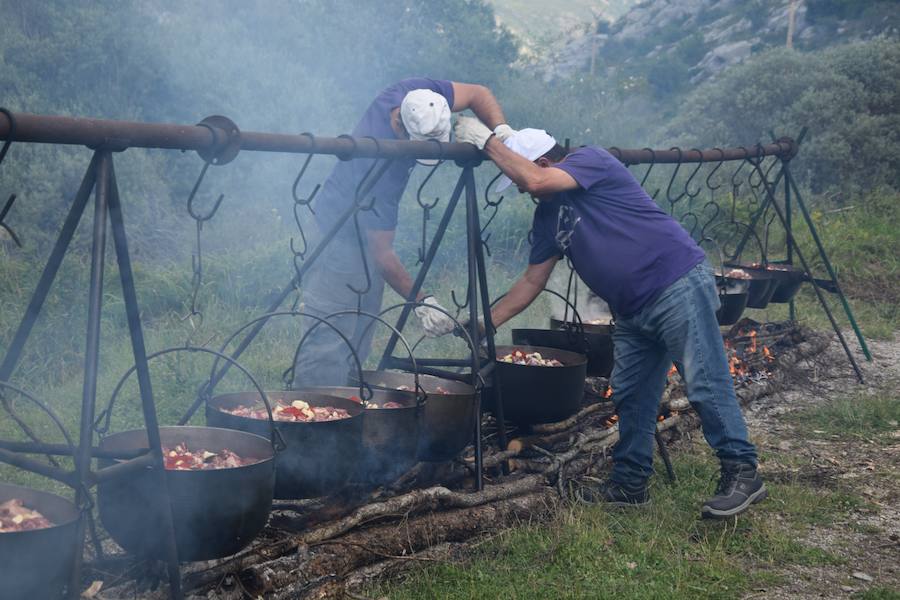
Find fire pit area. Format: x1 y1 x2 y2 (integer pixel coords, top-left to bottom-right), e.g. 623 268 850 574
80 319 830 599
0 111 870 599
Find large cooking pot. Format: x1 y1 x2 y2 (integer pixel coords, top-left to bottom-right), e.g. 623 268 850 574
724 263 776 308
98 426 274 561
493 345 587 425
511 317 614 377
356 370 476 462
207 391 363 499
0 482 80 600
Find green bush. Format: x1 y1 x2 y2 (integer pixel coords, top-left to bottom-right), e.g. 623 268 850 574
665 39 900 195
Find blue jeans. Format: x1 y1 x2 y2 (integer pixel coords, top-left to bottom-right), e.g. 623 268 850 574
610 261 757 487
292 240 385 387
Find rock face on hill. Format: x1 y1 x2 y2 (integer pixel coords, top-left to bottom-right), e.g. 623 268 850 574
538 0 899 83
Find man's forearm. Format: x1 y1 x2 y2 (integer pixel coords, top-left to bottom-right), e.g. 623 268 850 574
468 86 506 130
491 276 543 328
374 249 424 301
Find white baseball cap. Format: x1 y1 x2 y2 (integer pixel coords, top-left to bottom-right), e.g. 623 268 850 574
495 128 558 192
400 89 451 143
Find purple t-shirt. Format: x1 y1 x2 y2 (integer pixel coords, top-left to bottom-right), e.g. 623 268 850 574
314 78 455 238
529 146 705 317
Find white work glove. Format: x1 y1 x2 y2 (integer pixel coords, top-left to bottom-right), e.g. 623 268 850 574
453 116 494 150
415 296 456 338
493 123 518 142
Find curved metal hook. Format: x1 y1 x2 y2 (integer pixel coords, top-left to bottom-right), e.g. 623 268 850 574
683 148 705 200
336 133 359 161
484 171 506 208
186 160 226 222
699 200 721 239
664 147 685 209
291 133 321 212
705 147 727 191
679 211 701 239
346 212 372 298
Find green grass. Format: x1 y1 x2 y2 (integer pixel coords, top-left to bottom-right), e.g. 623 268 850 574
369 452 854 600
854 588 900 600
788 385 900 442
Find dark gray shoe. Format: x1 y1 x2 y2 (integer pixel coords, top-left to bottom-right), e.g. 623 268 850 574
576 480 650 507
701 461 767 519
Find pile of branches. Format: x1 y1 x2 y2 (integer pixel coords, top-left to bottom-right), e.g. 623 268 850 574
94 325 830 600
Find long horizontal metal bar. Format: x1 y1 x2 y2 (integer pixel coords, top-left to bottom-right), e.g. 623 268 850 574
0 111 796 164
91 451 156 483
0 446 78 487
0 439 146 460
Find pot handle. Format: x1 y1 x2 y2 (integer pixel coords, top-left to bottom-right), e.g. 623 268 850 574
295 310 423 407
376 301 484 391
490 287 594 352
0 380 82 489
95 345 285 453
202 310 375 411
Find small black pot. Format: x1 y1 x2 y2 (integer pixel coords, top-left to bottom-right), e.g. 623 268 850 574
0 482 80 600
207 391 363 499
98 426 275 561
493 345 587 425
716 291 750 325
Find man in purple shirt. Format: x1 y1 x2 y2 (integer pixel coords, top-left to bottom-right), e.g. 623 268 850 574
453 121 765 519
294 79 514 388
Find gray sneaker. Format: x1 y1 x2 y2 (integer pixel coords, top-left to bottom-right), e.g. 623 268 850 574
701 461 767 519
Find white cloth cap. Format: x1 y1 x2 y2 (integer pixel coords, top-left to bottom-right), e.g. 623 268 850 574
400 89 452 143
495 128 558 192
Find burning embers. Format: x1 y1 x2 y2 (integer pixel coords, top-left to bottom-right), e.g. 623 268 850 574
0 498 54 532
499 349 564 367
725 327 777 385
162 443 261 470
221 399 353 422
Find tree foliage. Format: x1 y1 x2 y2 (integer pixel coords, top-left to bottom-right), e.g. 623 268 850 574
665 39 900 194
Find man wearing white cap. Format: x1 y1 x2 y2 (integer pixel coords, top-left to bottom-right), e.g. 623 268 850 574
452 119 764 519
294 79 513 387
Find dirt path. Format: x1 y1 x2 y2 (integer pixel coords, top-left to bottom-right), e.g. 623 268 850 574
741 333 900 598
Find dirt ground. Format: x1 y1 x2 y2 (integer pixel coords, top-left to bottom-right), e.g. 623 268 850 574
739 332 900 598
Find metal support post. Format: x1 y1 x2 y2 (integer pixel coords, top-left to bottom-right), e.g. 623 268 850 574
70 151 113 598
748 161 865 382
786 171 871 361
785 161 795 321
464 167 506 463
107 159 184 598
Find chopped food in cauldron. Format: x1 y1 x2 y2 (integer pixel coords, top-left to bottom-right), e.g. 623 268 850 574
717 268 752 279
221 399 351 423
163 443 259 470
0 499 54 532
369 401 405 409
394 384 450 394
498 349 564 367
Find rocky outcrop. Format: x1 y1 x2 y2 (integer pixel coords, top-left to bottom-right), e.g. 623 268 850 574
536 0 898 83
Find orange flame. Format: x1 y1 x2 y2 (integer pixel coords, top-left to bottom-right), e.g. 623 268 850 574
603 386 613 399
763 346 774 362
748 330 758 354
